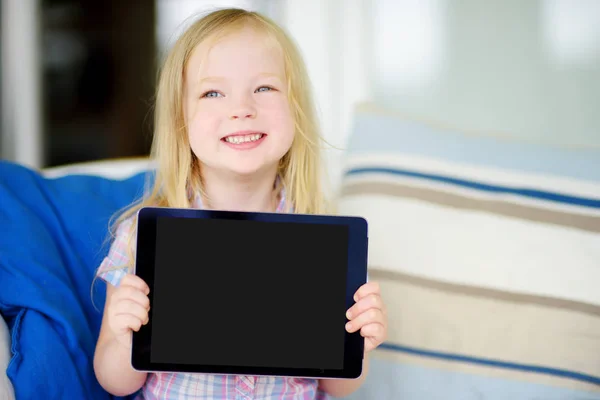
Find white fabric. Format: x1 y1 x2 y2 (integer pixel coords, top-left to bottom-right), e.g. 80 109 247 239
42 157 153 179
0 314 15 400
340 194 600 306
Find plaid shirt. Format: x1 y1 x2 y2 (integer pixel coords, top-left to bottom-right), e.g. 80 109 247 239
97 187 330 400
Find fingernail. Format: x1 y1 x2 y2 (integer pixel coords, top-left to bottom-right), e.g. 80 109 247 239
346 310 352 319
346 322 352 331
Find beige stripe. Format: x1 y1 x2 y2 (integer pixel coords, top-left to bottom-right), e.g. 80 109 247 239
370 348 600 394
369 268 600 318
371 271 600 380
341 181 600 233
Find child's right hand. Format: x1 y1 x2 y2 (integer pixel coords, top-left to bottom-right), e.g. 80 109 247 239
105 274 150 348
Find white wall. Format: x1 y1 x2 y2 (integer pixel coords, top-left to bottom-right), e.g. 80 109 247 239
369 0 600 148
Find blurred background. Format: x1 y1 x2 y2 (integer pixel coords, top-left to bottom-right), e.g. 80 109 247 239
1 0 599 186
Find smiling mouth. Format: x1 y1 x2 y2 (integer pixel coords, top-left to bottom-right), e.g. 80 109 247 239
221 133 265 144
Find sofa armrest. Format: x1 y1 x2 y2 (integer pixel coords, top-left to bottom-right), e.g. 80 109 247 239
0 313 15 400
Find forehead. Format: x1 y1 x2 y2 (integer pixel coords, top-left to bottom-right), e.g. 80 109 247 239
186 27 285 82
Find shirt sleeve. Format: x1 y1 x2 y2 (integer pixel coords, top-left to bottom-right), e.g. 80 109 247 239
96 216 136 287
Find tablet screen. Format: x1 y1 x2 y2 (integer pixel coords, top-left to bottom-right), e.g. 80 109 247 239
150 216 349 371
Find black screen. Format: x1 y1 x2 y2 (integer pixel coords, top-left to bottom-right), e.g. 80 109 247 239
150 216 349 370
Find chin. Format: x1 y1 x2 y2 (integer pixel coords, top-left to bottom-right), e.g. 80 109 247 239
224 162 279 178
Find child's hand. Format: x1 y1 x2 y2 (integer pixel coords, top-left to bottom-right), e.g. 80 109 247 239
345 281 387 353
105 274 150 348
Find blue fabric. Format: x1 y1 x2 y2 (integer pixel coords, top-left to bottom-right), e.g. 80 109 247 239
0 160 148 400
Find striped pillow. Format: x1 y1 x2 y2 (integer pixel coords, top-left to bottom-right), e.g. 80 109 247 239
338 103 600 399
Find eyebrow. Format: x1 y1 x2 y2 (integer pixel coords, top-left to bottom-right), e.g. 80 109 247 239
197 76 224 85
197 73 282 86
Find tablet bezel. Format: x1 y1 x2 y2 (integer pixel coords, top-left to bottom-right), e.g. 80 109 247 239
131 206 368 379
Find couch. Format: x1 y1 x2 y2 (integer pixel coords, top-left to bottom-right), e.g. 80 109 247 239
1 103 600 399
340 103 600 399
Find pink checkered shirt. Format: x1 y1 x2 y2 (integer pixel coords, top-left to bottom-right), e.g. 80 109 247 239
97 187 331 399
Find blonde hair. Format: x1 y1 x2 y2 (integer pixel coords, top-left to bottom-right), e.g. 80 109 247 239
99 8 331 275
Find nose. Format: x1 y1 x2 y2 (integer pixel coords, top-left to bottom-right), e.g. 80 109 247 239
229 96 256 120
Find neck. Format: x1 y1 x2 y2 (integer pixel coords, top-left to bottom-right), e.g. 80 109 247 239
198 167 280 213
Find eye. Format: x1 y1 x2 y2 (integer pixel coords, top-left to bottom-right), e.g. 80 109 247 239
255 86 274 93
201 90 223 98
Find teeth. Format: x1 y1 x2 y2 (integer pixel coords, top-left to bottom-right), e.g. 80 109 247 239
225 133 263 144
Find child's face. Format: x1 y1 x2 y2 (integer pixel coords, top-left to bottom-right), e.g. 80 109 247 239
184 27 294 178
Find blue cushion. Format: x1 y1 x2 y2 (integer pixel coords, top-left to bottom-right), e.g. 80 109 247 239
0 160 148 399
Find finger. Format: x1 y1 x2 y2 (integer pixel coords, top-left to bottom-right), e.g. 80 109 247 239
114 286 150 310
345 308 384 333
360 323 386 340
353 281 380 302
114 299 149 323
116 314 145 333
120 274 150 295
346 293 382 320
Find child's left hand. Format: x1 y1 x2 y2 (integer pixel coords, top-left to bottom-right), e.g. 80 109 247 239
345 281 387 353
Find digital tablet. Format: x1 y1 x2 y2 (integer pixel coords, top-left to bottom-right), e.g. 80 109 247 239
131 206 369 379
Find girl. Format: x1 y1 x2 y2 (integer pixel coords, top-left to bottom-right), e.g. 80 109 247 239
93 8 387 399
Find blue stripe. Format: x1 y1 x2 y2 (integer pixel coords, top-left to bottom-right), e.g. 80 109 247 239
344 166 600 209
343 356 600 400
380 342 600 387
347 113 600 182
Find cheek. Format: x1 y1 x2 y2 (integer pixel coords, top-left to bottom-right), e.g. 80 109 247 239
188 106 218 140
187 113 218 159
262 97 294 136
